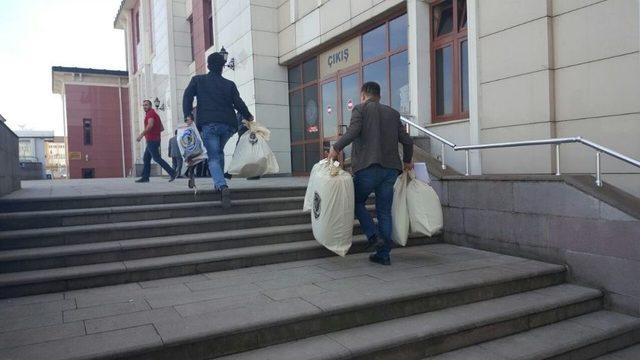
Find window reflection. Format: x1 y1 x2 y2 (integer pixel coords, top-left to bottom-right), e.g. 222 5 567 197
433 0 453 38
389 14 408 50
363 59 389 105
435 46 453 115
390 51 409 114
303 85 319 140
461 40 469 112
289 91 303 142
362 24 386 60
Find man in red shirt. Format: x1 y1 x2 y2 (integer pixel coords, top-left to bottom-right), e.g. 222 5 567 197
135 100 176 183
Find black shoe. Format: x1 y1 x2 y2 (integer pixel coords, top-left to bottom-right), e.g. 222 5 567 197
224 172 232 180
220 186 231 209
364 235 381 251
168 173 177 182
369 253 391 266
247 176 261 180
135 178 149 183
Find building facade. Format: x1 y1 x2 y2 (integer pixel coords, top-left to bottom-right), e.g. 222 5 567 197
52 67 133 179
44 137 67 179
115 0 640 196
15 130 54 180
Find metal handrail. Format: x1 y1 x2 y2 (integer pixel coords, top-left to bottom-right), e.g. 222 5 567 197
400 116 640 187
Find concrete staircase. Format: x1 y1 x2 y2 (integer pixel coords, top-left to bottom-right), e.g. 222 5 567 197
0 185 638 359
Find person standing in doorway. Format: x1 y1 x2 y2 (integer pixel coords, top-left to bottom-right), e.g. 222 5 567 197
329 82 414 265
168 130 183 178
136 99 176 183
183 51 253 208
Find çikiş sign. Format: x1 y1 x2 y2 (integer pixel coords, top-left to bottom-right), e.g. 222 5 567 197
319 37 361 78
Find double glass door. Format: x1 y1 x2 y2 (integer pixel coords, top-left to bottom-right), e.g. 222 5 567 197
321 71 360 163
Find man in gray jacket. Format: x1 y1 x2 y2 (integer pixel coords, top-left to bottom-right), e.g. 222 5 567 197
168 130 182 179
329 81 413 265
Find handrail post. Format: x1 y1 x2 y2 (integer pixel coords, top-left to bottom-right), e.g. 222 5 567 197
595 151 603 187
465 150 470 176
555 144 561 176
440 143 446 170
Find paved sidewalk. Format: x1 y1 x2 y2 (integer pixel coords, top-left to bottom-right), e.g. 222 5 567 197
0 244 532 359
1 177 309 200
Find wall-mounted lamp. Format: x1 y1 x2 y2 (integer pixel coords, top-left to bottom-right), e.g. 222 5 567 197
153 97 166 111
219 46 235 71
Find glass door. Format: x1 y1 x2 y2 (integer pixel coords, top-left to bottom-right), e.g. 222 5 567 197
339 71 360 162
321 80 338 158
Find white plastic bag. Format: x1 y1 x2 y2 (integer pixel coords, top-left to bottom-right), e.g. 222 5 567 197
407 171 443 236
391 172 410 246
304 159 355 257
177 123 207 174
228 121 279 178
303 160 325 211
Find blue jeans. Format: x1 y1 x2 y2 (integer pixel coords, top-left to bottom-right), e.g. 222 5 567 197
201 123 235 189
141 140 175 180
353 164 398 259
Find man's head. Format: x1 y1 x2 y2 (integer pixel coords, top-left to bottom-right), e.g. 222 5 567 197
360 82 381 103
142 99 152 112
207 52 226 74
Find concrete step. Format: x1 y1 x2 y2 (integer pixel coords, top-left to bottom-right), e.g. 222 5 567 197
0 196 305 230
218 285 604 360
0 234 439 298
0 249 571 359
0 207 375 250
430 311 640 360
0 186 308 213
595 343 640 359
0 223 318 272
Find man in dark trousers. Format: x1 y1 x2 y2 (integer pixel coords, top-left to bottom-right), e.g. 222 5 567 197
168 130 182 178
136 99 176 183
329 82 414 265
183 52 253 208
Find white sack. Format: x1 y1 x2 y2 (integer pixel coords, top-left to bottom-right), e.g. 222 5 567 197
303 160 325 211
391 172 410 246
304 160 354 257
407 171 443 236
176 123 207 175
228 121 279 178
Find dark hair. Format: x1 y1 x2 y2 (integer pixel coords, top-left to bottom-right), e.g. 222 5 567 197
143 99 152 106
361 82 381 98
207 52 226 74
174 129 177 135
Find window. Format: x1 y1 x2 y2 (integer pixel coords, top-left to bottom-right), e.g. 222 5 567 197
187 16 195 61
148 0 153 53
82 168 95 179
362 24 386 61
134 11 140 44
363 58 389 105
83 119 92 146
287 12 409 173
431 0 468 122
288 62 320 174
204 0 214 49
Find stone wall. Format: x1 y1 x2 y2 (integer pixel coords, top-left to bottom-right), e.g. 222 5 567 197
0 122 20 196
431 176 640 315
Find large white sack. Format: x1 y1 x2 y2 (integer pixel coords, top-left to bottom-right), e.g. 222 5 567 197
303 160 325 211
228 121 279 178
306 160 354 257
391 172 410 246
407 171 443 236
176 123 208 175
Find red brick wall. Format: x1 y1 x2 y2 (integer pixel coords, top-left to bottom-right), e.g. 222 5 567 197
192 0 207 74
65 84 132 179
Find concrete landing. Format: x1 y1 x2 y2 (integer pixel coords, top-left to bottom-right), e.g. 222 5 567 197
1 177 309 200
0 244 540 359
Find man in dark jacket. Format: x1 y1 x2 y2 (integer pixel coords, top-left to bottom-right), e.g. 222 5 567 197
183 52 253 208
329 82 414 265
